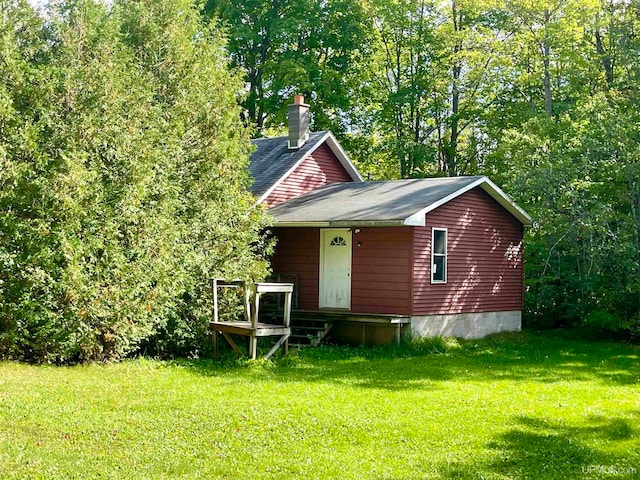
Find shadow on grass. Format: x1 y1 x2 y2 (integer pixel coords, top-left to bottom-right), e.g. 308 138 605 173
177 331 640 391
438 413 639 479
175 352 454 390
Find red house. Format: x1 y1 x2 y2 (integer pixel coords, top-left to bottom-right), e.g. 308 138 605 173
249 96 532 344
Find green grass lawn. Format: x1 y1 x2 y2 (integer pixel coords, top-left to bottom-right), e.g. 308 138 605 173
0 331 638 479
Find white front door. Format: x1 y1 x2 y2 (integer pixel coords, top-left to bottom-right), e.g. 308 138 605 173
319 229 352 309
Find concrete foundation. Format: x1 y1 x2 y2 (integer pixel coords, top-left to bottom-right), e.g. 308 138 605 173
410 310 521 339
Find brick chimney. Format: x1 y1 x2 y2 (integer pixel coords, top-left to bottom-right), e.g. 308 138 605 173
288 95 310 150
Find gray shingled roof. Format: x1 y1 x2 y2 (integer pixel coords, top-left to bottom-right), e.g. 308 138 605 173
268 176 533 226
249 131 330 198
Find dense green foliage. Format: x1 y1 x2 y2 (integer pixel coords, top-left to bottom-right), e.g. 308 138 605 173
204 0 371 134
1 332 638 478
1 0 638 360
215 0 640 336
498 93 640 334
0 0 270 363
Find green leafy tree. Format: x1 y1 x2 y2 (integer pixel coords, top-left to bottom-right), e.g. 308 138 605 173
352 0 512 178
362 0 440 178
0 0 270 363
501 0 600 117
486 1 640 334
498 92 640 333
204 0 371 134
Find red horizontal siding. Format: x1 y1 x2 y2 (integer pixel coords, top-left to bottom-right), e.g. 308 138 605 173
265 143 353 206
351 227 412 315
412 187 524 315
271 227 319 310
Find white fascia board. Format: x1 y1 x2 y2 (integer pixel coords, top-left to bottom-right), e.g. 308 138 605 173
402 177 486 226
257 132 363 205
403 215 426 226
479 177 533 226
324 132 365 182
274 219 406 227
273 221 332 227
402 176 533 227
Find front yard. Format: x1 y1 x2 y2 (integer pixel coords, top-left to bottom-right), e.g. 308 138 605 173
0 331 638 479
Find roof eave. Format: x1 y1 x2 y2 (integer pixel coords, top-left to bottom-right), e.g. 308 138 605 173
405 176 533 227
270 176 533 228
479 178 533 227
256 132 364 205
324 132 365 182
274 219 407 228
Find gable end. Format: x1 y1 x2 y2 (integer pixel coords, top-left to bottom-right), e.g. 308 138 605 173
257 132 363 205
264 142 356 207
404 176 532 227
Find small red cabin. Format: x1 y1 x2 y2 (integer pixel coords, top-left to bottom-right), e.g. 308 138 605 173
249 97 532 344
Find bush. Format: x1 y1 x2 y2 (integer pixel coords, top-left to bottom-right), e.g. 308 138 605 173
0 0 270 363
583 310 627 333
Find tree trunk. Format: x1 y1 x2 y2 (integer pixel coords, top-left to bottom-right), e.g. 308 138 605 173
595 29 614 87
445 0 461 176
543 9 553 117
246 73 258 128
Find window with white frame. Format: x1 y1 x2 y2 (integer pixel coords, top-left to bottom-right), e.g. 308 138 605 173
431 228 447 283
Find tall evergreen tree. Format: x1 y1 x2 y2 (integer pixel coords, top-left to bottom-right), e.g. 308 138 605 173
0 0 270 362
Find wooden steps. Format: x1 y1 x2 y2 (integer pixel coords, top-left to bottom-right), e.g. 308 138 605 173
257 308 412 348
289 316 333 347
289 310 412 347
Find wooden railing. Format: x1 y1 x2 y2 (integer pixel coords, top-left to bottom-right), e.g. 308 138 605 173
210 279 294 360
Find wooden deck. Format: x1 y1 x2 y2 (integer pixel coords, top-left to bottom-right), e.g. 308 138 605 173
211 280 293 360
212 321 290 337
294 309 411 325
291 310 411 346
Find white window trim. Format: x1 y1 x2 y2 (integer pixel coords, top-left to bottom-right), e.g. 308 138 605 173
431 227 447 284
